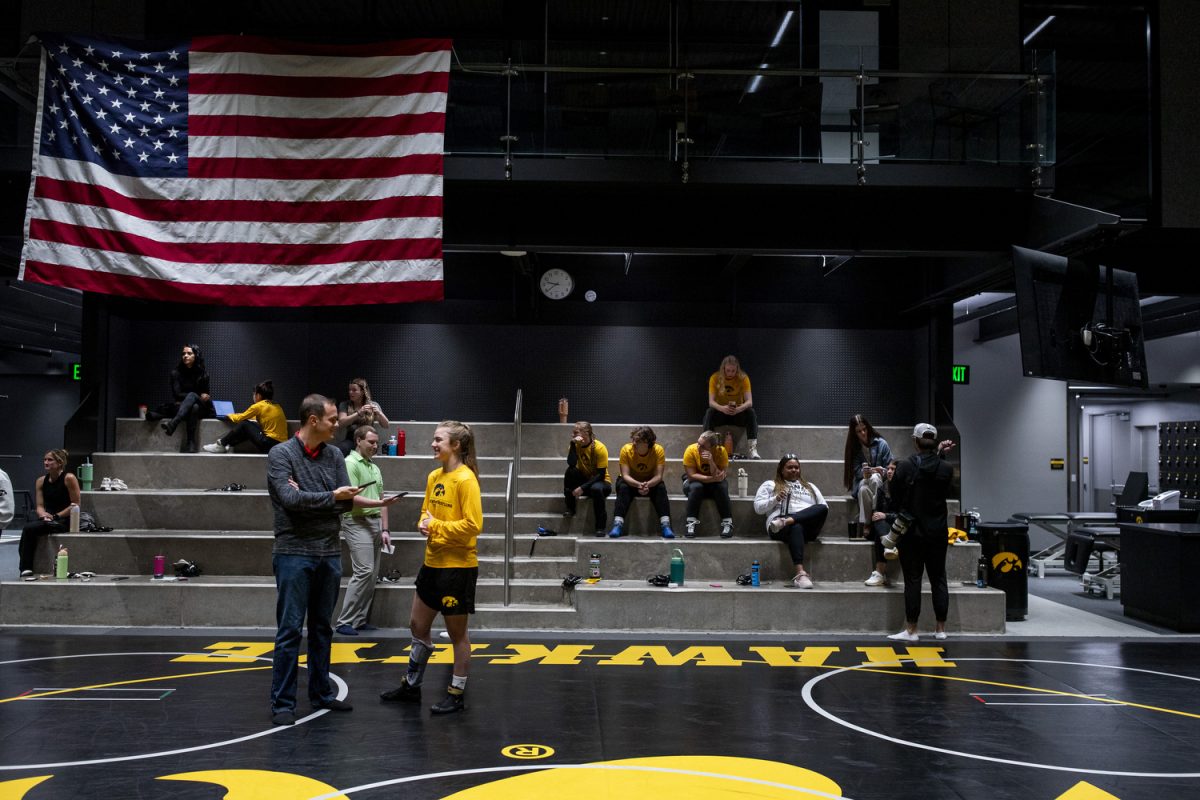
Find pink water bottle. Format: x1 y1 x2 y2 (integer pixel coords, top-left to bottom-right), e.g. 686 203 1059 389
153 554 165 579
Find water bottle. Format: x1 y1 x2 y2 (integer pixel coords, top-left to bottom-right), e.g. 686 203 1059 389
396 429 406 456
976 554 987 588
387 434 398 456
69 503 80 533
669 548 685 586
79 459 94 492
737 468 748 497
589 553 601 579
153 553 166 579
968 507 980 537
723 432 735 456
56 546 69 580
751 559 760 587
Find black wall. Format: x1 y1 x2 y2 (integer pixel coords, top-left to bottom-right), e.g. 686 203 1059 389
101 313 919 430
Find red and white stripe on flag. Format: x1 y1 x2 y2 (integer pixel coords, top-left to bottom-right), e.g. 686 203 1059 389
20 34 449 306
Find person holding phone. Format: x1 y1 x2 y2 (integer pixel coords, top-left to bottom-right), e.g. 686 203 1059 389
334 426 403 636
380 421 482 714
335 378 390 456
266 394 363 726
843 414 893 538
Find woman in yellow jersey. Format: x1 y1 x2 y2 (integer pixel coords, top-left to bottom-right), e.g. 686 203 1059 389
202 379 288 454
380 420 482 715
608 426 674 539
702 355 760 459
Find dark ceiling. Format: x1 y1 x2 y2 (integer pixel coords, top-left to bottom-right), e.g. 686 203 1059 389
0 0 1194 357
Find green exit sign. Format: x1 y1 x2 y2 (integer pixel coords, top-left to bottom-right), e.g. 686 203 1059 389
951 364 970 385
72 363 81 381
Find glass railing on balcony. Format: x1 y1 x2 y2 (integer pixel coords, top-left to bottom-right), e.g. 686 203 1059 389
445 46 1055 171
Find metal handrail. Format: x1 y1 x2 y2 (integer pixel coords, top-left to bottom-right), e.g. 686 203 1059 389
503 389 523 606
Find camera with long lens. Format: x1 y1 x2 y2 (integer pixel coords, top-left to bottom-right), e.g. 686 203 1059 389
880 511 913 548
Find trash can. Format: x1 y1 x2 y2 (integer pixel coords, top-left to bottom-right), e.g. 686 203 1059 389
979 521 1029 621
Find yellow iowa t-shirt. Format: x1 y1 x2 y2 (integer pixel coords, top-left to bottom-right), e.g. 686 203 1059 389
708 371 751 406
420 463 483 568
682 442 729 478
619 442 666 482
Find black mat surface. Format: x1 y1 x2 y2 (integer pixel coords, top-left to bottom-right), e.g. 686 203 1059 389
1 632 1199 799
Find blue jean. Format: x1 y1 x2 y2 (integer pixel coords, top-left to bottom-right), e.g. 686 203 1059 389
269 552 340 713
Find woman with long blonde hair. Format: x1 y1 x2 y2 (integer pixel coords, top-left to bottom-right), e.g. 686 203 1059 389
380 421 482 714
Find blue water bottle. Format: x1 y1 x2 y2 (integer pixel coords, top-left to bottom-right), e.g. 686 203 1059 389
751 559 760 587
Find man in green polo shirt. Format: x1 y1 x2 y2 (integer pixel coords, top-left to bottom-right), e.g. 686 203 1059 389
335 426 391 635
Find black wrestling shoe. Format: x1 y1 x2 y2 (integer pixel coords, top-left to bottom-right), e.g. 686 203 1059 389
379 680 421 703
430 687 465 715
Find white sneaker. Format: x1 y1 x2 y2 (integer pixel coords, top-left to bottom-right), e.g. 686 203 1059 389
769 517 788 534
202 442 225 454
864 570 888 586
748 446 760 459
111 478 128 491
100 477 113 491
719 521 733 539
887 629 919 642
934 630 948 640
792 573 813 589
883 546 899 561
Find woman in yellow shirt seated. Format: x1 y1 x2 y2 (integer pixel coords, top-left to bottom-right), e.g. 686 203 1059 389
202 380 289 453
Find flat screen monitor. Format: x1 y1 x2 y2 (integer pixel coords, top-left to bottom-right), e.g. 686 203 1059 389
1012 245 1149 388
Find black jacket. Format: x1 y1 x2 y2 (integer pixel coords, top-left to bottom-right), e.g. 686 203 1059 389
890 450 954 540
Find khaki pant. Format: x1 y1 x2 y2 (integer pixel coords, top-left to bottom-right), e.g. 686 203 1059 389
336 514 383 629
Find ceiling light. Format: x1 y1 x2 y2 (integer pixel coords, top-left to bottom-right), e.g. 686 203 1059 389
747 63 768 94
500 249 527 257
1023 15 1055 46
770 10 794 48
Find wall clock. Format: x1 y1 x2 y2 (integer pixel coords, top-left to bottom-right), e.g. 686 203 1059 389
539 268 574 300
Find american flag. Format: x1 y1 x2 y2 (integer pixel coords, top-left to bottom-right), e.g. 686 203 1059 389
20 34 449 306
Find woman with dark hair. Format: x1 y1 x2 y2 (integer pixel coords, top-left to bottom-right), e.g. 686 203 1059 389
702 355 760 459
842 413 892 538
157 344 213 453
18 449 81 577
754 454 828 589
336 378 390 456
203 380 288 454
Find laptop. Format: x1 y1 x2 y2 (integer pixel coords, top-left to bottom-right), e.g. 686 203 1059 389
212 400 236 417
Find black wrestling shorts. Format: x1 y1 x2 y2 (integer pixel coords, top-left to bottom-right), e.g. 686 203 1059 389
415 565 478 616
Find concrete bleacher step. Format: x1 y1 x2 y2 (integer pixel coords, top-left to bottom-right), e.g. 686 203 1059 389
43 529 981 585
91 452 513 492
115 419 919 464
0 576 1002 634
518 457 846 495
14 418 982 635
82 490 511 530
568 582 1004 634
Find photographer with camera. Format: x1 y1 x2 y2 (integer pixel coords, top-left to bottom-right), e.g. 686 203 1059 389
886 424 955 642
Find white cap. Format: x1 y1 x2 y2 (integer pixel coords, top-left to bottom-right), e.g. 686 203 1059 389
912 423 938 440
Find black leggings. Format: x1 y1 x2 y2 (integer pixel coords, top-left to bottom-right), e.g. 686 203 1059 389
167 392 206 443
221 420 281 453
683 478 732 520
564 468 612 530
769 504 828 565
20 518 66 573
898 534 949 624
702 407 759 439
613 479 671 520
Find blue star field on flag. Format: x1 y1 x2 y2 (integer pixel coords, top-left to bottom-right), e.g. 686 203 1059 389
39 34 190 177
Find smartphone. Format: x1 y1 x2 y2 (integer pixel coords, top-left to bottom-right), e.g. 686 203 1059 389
383 491 408 500
358 480 377 489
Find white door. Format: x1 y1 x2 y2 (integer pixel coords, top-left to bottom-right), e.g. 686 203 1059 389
1089 411 1133 511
